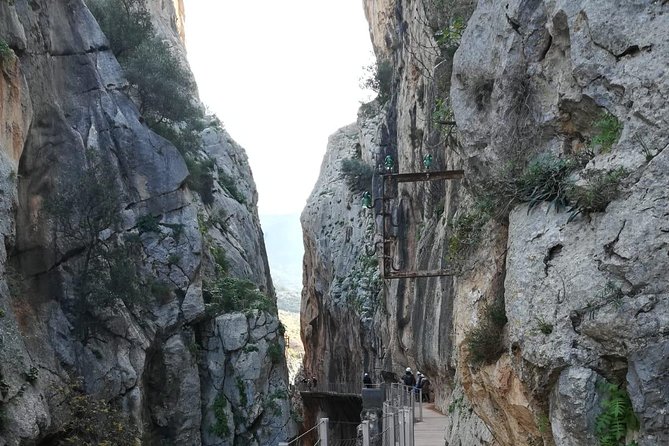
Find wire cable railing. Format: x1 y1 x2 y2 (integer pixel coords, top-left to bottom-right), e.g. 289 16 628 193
281 418 325 446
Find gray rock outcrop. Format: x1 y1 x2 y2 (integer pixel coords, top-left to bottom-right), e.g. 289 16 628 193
0 0 294 444
302 0 669 445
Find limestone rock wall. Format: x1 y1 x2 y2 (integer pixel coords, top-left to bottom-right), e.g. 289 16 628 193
0 1 293 445
303 0 669 445
301 108 386 384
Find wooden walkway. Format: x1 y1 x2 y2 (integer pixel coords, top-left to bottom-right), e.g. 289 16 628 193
414 403 448 445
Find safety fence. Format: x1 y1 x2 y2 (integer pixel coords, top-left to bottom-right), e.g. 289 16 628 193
286 383 424 446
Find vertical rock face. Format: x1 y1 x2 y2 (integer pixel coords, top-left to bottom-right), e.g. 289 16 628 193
303 1 668 445
301 109 385 384
0 0 293 445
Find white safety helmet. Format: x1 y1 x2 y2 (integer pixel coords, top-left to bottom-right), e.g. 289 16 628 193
406 367 411 372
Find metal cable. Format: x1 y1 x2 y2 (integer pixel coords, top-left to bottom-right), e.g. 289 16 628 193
285 419 323 445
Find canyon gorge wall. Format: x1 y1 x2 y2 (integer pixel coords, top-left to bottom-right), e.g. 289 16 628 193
301 1 668 445
0 1 294 445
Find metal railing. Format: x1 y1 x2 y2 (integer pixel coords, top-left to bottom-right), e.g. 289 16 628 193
286 383 424 445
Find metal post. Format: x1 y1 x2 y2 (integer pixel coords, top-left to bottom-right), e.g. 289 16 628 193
403 408 412 446
398 409 406 446
362 420 370 446
418 389 423 422
319 417 329 446
388 411 396 446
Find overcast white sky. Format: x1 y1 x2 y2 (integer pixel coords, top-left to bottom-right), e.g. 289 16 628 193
183 0 374 216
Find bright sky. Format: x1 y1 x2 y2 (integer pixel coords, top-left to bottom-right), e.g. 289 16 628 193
184 0 374 216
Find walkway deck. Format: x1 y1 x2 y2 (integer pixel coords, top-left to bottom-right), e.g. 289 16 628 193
414 403 448 446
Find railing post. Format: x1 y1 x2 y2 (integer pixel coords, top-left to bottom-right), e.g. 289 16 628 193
403 408 412 446
418 389 423 422
320 417 329 446
388 411 396 446
362 420 370 446
398 409 406 446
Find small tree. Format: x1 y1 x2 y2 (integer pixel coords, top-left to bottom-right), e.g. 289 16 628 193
361 59 393 103
44 152 146 332
88 0 153 59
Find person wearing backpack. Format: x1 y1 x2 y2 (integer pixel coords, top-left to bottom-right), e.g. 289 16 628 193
402 367 416 390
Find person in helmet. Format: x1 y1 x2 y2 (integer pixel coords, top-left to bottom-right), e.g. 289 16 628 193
402 367 416 389
363 372 373 388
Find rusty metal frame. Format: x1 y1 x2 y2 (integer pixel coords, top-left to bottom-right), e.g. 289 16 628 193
376 169 465 279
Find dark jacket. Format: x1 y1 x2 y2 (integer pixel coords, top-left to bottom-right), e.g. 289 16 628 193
403 372 416 387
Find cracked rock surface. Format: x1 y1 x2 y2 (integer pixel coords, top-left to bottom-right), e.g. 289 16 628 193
0 1 294 444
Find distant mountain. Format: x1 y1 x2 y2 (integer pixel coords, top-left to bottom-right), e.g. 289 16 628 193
260 213 304 313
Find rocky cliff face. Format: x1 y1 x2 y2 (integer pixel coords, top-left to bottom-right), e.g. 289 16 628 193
302 1 668 445
0 1 293 445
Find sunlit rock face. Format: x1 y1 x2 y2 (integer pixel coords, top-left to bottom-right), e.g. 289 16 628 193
0 0 293 444
303 0 669 445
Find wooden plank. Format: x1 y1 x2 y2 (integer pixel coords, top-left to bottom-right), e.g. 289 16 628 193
414 403 450 446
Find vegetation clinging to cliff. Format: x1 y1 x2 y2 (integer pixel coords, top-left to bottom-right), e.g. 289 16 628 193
465 296 507 365
0 39 15 67
341 158 374 193
360 59 392 103
204 276 275 315
595 381 639 446
89 0 221 204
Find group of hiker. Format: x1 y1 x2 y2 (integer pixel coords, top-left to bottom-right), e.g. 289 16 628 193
362 367 430 401
401 367 430 400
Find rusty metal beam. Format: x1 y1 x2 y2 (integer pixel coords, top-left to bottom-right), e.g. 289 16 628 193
383 170 464 183
377 168 464 280
384 268 459 279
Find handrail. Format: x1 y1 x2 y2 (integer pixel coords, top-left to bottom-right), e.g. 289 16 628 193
283 418 324 445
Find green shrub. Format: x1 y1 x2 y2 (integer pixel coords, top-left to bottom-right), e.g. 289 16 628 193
567 168 627 221
242 344 259 353
590 113 621 153
185 155 215 205
136 214 160 233
267 342 283 364
465 296 507 365
595 381 639 446
25 367 39 384
514 155 577 212
124 38 202 126
218 171 246 204
447 198 493 260
361 59 393 103
204 277 275 315
57 383 140 445
210 245 229 273
0 39 15 66
536 319 553 335
236 378 248 406
88 0 153 59
432 98 455 128
210 393 231 438
149 280 171 301
435 17 465 49
44 153 146 323
537 413 550 433
341 158 374 193
90 0 211 212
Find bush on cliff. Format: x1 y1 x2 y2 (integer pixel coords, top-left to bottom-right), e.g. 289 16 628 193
204 276 275 315
341 158 374 193
360 59 392 103
465 296 507 365
88 0 205 153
